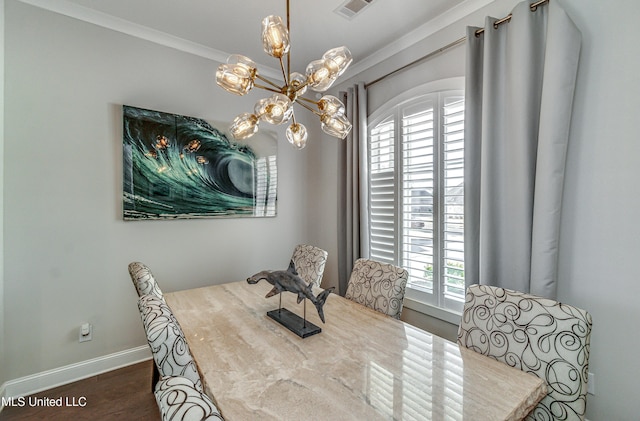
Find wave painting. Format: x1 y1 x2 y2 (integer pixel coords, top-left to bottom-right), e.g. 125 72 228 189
123 105 277 220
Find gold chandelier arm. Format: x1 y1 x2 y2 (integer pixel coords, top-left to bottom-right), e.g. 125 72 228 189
255 74 283 90
286 0 291 79
297 96 319 106
295 99 321 116
293 78 311 93
278 57 289 85
254 83 284 94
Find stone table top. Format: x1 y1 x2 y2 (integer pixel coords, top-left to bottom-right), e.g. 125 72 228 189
164 280 546 421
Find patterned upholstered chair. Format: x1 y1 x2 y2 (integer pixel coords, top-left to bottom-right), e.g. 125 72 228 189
129 261 164 301
138 294 203 393
154 376 224 421
344 258 409 319
457 284 593 421
291 244 329 288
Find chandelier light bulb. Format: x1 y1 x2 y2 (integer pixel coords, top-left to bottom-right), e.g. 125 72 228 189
215 64 249 95
305 59 338 92
286 123 308 150
318 95 346 117
322 46 353 77
262 16 290 58
321 113 352 139
289 72 308 96
216 58 256 96
255 94 293 125
230 113 260 139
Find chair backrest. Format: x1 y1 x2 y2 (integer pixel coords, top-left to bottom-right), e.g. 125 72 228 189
457 284 593 421
154 376 224 421
344 258 409 319
129 261 164 300
291 244 328 288
138 294 203 392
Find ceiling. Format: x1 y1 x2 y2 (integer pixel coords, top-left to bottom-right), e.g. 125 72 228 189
23 0 493 79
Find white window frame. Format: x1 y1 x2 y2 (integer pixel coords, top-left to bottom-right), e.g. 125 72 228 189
367 78 465 321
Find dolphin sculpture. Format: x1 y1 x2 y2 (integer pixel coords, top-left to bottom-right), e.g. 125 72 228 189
247 260 334 323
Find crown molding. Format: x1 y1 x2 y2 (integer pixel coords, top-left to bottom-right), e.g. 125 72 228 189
342 0 496 80
18 0 228 62
17 0 494 83
16 0 283 79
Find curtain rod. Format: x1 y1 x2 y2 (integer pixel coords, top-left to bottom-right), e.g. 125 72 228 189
365 0 550 89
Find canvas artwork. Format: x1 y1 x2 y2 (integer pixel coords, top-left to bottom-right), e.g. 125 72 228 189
123 105 277 220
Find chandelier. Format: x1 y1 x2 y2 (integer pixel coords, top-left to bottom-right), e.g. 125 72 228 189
215 0 353 150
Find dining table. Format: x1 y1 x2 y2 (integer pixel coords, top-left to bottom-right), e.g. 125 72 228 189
164 280 546 421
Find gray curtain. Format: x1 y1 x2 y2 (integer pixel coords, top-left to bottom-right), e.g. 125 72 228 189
464 1 581 299
337 82 368 296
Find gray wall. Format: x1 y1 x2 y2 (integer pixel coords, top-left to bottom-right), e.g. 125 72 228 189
0 0 5 389
2 0 328 381
324 0 640 419
557 1 640 419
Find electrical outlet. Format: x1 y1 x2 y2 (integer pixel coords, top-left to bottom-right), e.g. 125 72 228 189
79 323 92 343
587 372 595 395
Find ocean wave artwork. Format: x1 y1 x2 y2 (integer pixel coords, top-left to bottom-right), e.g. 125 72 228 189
122 105 277 220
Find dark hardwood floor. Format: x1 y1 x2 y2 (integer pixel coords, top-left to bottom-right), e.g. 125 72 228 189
0 360 160 421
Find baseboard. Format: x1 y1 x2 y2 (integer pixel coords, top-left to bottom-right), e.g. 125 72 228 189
0 345 151 411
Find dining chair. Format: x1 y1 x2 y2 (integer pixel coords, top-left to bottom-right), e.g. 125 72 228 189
290 244 328 288
344 258 409 319
129 261 164 301
457 284 593 421
138 294 203 393
154 376 224 421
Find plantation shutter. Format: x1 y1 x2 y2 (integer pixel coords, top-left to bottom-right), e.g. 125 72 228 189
368 116 396 264
402 100 435 294
367 89 465 313
441 95 465 304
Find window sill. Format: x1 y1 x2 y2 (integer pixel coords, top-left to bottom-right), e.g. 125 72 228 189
403 297 462 326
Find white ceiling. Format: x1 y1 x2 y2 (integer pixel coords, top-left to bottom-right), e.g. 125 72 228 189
21 0 494 79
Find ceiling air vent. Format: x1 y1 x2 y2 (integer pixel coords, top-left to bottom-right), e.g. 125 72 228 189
335 0 375 20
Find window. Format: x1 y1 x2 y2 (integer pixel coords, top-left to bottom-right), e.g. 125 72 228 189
368 89 465 313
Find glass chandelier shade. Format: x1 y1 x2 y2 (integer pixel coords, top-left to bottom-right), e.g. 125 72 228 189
229 113 259 140
323 46 353 77
262 16 290 58
286 122 308 150
254 94 293 125
215 0 352 149
321 113 352 139
318 95 346 116
215 55 257 96
305 59 339 92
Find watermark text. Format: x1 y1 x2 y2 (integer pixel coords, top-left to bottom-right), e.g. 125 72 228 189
2 396 87 407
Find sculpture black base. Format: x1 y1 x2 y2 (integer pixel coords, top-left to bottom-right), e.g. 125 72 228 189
267 308 321 338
